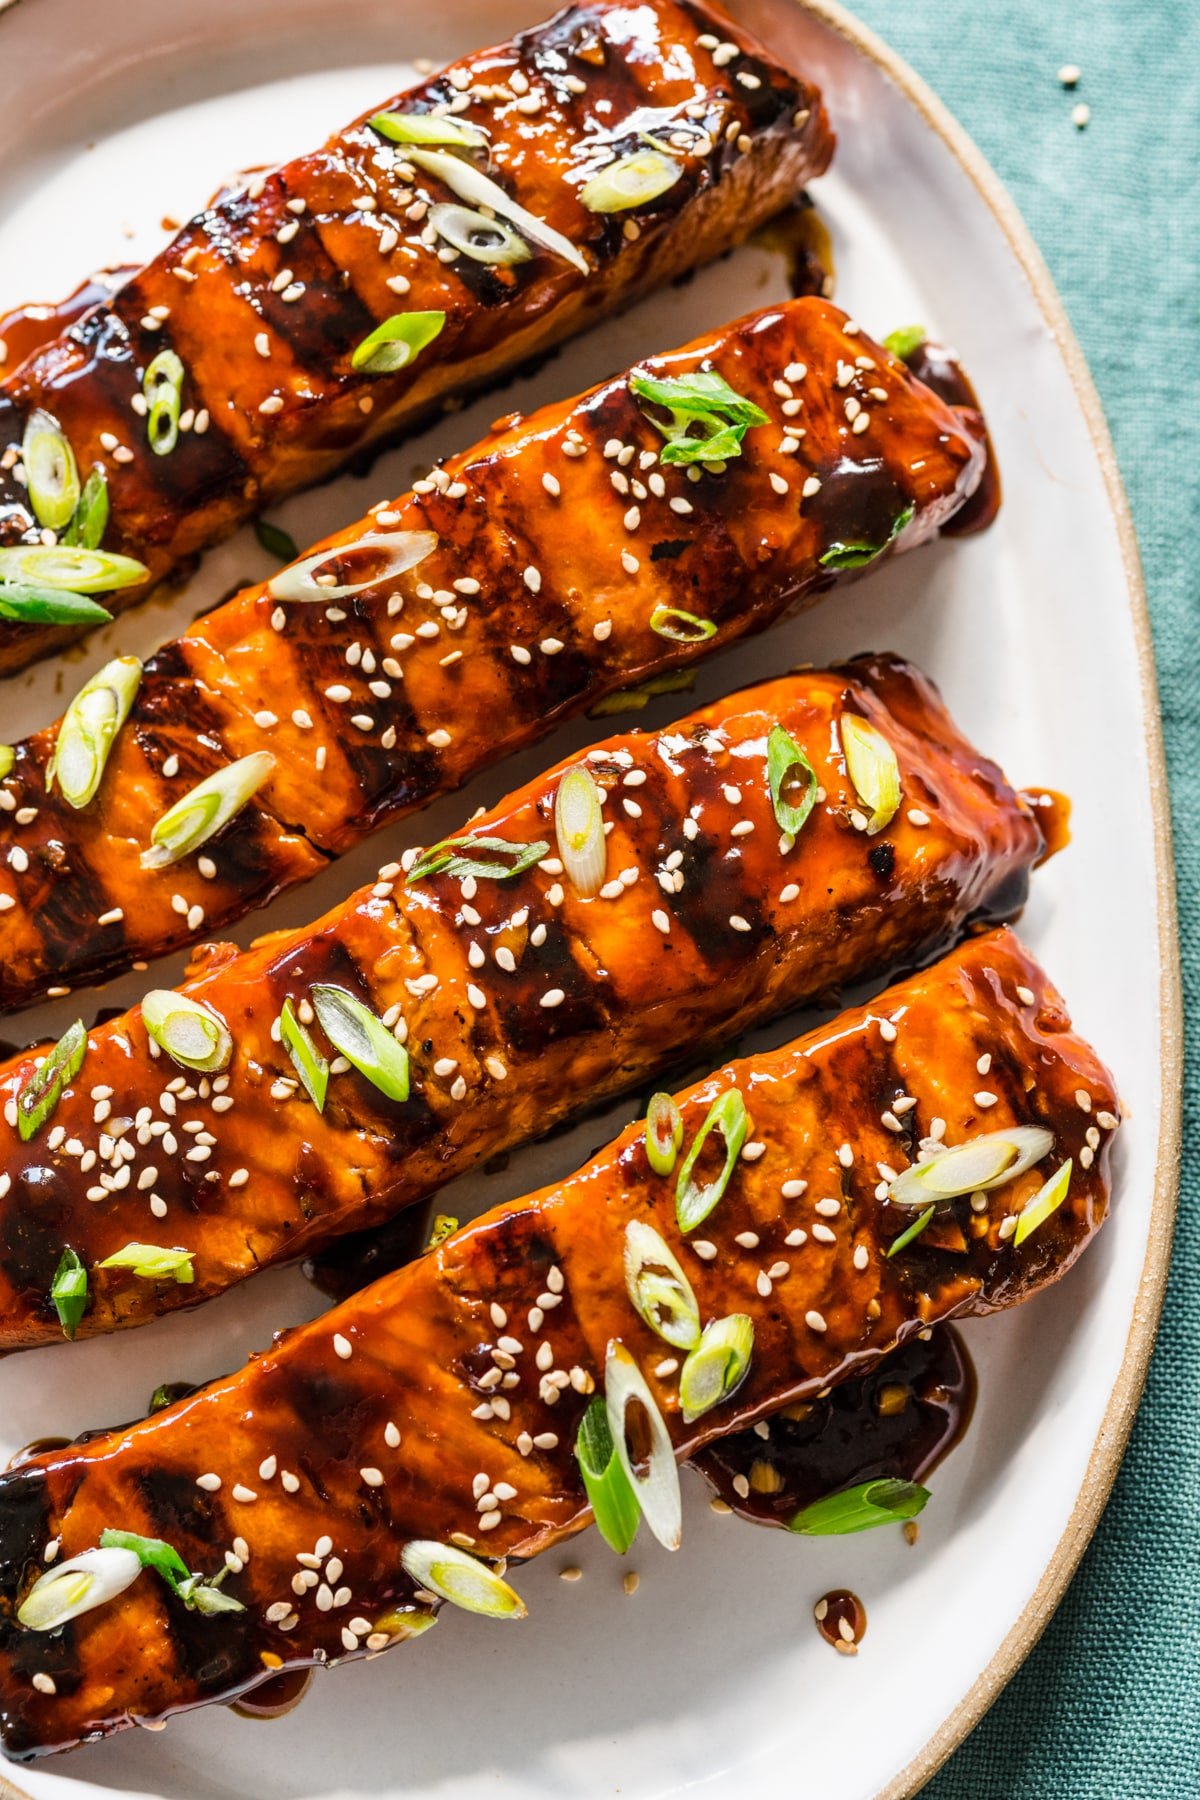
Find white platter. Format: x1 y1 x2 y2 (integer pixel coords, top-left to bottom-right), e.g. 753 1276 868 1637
0 2 1180 1796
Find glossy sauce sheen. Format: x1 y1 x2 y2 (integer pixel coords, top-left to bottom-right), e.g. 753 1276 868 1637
0 0 834 672
0 655 1044 1349
0 298 990 1014
0 929 1118 1757
0 274 132 381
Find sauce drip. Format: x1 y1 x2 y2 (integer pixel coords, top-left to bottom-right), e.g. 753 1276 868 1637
5 1437 70 1472
900 339 1001 536
814 1588 866 1655
752 194 834 300
0 271 133 378
230 1667 313 1721
1022 788 1072 863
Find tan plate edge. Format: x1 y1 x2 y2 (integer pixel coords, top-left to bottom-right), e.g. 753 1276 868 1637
776 2 1183 1794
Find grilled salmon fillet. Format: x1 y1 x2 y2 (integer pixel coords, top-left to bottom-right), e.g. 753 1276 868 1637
0 299 990 1013
0 654 1047 1350
0 929 1118 1757
0 0 833 672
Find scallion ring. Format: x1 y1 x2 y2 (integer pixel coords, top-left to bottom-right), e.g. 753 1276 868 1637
885 1205 935 1258
574 1395 640 1554
649 604 716 643
267 530 437 602
47 655 142 810
141 991 232 1074
98 1243 195 1284
0 584 112 627
1013 1157 1073 1247
0 746 12 780
888 1125 1055 1209
554 763 606 897
675 1087 749 1232
767 723 818 843
351 310 446 376
400 1540 526 1619
99 1528 245 1614
406 147 589 275
630 369 767 466
18 1546 142 1632
678 1313 754 1423
819 503 915 571
141 750 275 870
0 544 149 594
369 109 488 151
22 408 80 531
788 1477 930 1536
15 1020 87 1143
430 203 531 266
579 148 682 213
50 1247 88 1340
62 466 110 550
143 349 185 456
311 984 410 1102
882 324 927 362
623 1219 700 1350
279 997 329 1111
840 713 901 834
604 1340 682 1551
407 833 548 884
645 1092 683 1176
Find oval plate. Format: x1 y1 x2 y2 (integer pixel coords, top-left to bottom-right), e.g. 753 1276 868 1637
0 2 1180 1796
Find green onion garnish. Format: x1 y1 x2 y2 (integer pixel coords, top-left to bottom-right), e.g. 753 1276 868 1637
255 519 300 562
18 1546 142 1632
149 1382 197 1414
1013 1157 1073 1247
604 1340 682 1551
62 466 110 550
574 1395 640 1554
98 1243 195 1284
675 1087 749 1232
0 544 148 594
426 1213 458 1250
50 1247 88 1340
679 1313 754 1423
405 147 590 275
819 502 914 571
430 203 531 267
767 724 818 842
99 1529 245 1615
369 109 488 150
630 369 768 466
400 1540 526 1619
885 1205 935 1258
407 833 548 884
0 746 12 779
623 1219 700 1350
840 714 901 834
554 763 606 898
22 408 80 531
141 750 275 870
587 669 695 718
47 654 141 810
279 997 328 1110
649 604 716 643
351 310 446 376
267 529 437 602
0 584 112 626
888 1126 1054 1209
142 990 232 1073
883 324 927 361
580 148 682 213
645 1092 683 1176
15 1020 87 1143
143 348 185 456
788 1477 930 1536
311 984 410 1102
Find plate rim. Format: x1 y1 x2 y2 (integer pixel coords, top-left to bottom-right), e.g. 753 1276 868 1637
0 5 1181 1798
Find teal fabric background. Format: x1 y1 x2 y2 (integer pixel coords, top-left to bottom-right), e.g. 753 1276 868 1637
836 3 1200 1793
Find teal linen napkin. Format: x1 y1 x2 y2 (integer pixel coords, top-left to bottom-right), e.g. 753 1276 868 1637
838 3 1200 1792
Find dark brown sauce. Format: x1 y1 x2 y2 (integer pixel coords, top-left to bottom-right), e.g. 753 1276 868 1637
753 194 834 300
1022 788 1072 863
230 1667 312 1721
693 1326 975 1527
6 1437 70 1472
814 1588 866 1655
901 339 1001 536
0 271 133 378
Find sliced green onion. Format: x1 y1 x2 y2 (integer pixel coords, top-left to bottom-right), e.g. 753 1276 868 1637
351 310 446 376
430 203 531 267
645 1092 683 1176
311 984 410 1102
630 369 767 466
580 148 681 213
400 1540 526 1619
888 1126 1055 1209
406 147 589 275
62 466 110 550
0 584 112 627
554 764 606 897
50 1247 88 1340
788 1477 930 1536
679 1313 754 1423
885 1205 935 1258
279 997 328 1111
255 519 299 562
98 1243 195 1284
149 1381 197 1414
141 750 275 870
623 1219 700 1350
18 1546 142 1631
1013 1158 1073 1247
372 1606 438 1641
369 109 488 151
575 1395 640 1554
16 1021 87 1143
143 348 185 456
267 529 437 602
604 1340 682 1552
0 544 149 593
883 324 927 361
0 746 12 779
407 833 548 884
426 1213 458 1250
587 669 695 717
22 408 80 530
767 724 818 842
819 503 915 571
99 1528 245 1614
47 655 142 810
675 1087 748 1233
142 990 232 1073
650 604 716 643
840 714 901 834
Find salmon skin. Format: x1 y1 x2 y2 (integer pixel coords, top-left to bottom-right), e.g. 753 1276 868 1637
0 654 1045 1350
0 929 1118 1758
0 0 834 672
0 299 990 1014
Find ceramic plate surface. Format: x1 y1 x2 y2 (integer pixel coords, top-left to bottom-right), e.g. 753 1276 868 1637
0 2 1179 1796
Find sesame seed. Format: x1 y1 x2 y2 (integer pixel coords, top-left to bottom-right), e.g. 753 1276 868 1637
360 1467 385 1487
974 1091 998 1109
805 1310 827 1333
196 1473 222 1492
333 1333 353 1360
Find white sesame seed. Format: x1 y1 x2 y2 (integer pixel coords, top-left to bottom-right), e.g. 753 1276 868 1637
333 1333 353 1360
